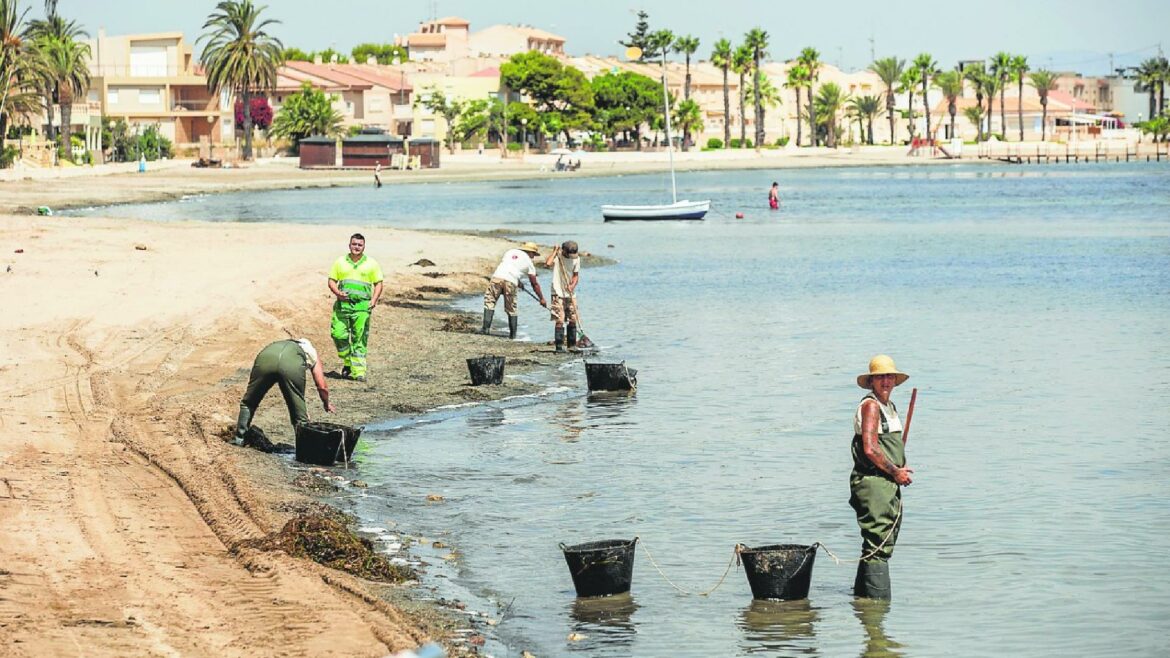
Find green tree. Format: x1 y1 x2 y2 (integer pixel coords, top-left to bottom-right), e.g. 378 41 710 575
797 47 821 146
281 46 311 61
847 94 881 144
743 73 781 112
913 52 938 140
785 63 810 147
500 50 594 145
26 0 87 151
732 44 751 147
814 82 846 147
898 66 921 139
198 0 284 160
744 28 769 148
1010 54 1029 141
1 0 43 157
645 29 674 63
453 98 492 143
710 38 733 149
982 71 1000 137
962 104 984 137
673 34 699 147
963 62 987 141
990 51 1012 139
351 42 407 65
415 87 463 153
1028 69 1058 141
1135 56 1168 119
269 81 341 148
591 70 660 149
869 56 905 144
315 46 347 64
933 69 963 140
33 33 89 160
619 10 651 60
673 98 702 149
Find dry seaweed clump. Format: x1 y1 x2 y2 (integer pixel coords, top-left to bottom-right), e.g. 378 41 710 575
244 514 414 583
438 314 478 333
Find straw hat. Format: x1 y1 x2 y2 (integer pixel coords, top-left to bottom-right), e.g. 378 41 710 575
857 354 909 388
518 241 541 256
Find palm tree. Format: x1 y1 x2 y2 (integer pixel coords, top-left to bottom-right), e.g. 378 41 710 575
934 70 963 140
1136 56 1168 119
847 94 881 144
814 82 845 147
898 67 920 139
990 51 1012 139
913 53 938 141
983 72 1000 138
869 56 905 145
963 62 986 141
785 63 809 147
962 105 984 135
34 35 89 161
26 0 86 151
743 73 782 122
797 47 821 146
744 28 769 149
1010 55 1029 141
674 34 699 149
732 44 751 147
710 38 732 148
1 0 39 154
199 0 284 160
1028 69 1058 141
673 98 703 149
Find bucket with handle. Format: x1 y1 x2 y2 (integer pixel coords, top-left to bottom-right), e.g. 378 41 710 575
584 361 637 392
295 421 362 466
560 538 638 598
467 355 505 386
737 543 818 601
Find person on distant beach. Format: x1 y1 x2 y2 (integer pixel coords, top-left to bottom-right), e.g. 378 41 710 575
768 182 780 210
233 338 333 446
374 162 383 188
481 242 546 339
849 355 914 600
545 241 581 352
328 233 384 381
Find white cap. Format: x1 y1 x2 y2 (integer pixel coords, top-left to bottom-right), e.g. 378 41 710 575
295 339 318 368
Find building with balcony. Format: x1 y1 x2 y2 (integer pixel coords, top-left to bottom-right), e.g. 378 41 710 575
469 25 566 57
273 61 412 135
85 29 232 152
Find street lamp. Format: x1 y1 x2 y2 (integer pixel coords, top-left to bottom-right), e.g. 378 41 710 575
521 118 527 151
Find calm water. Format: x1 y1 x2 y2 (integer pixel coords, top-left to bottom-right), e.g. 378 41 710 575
75 164 1170 656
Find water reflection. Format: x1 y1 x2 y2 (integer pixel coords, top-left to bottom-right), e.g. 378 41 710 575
584 393 638 427
551 402 586 443
852 599 904 657
466 407 507 431
737 599 820 655
566 593 639 651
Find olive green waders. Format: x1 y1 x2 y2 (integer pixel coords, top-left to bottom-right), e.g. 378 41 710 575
234 340 310 441
849 396 905 600
331 281 373 378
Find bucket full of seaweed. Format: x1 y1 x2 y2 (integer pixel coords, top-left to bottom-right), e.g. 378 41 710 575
467 355 505 386
584 361 637 392
295 422 362 466
737 543 818 601
560 537 638 598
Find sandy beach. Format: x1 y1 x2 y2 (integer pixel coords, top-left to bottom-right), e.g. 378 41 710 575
0 149 980 656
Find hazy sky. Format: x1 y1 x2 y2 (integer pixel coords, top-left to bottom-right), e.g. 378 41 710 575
57 0 1167 75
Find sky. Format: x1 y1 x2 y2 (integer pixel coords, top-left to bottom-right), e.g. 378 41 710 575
56 0 1168 75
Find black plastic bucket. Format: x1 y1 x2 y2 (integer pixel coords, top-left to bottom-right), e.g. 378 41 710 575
467 356 505 386
737 543 818 601
560 538 638 598
584 361 637 392
295 422 362 466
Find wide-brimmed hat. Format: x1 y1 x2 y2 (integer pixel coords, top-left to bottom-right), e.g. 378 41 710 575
857 354 909 388
518 241 541 256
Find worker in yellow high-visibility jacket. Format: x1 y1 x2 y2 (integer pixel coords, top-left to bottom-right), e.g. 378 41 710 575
328 233 384 381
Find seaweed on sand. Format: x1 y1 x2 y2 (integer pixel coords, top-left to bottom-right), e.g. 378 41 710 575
242 514 414 583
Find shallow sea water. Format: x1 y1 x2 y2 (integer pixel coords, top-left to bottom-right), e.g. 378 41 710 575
75 163 1170 656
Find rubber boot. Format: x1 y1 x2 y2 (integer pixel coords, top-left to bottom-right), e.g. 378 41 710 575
508 315 519 340
554 326 565 352
566 322 578 349
480 309 494 335
854 560 892 600
233 404 254 446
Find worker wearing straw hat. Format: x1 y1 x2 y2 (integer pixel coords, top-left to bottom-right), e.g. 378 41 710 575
481 242 546 339
850 354 914 600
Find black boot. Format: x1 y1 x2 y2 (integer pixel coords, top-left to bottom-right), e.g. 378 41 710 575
554 326 565 352
566 322 578 349
854 561 892 600
480 309 494 334
508 315 519 339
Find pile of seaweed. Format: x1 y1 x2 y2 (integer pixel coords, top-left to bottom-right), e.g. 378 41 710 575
242 514 414 583
438 314 478 333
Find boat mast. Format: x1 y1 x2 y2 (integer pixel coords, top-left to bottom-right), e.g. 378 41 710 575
659 53 677 204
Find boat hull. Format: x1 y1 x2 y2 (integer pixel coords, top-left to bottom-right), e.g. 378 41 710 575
601 200 710 221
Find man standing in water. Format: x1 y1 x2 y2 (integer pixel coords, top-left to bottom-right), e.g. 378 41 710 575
328 233 384 381
481 242 546 339
545 241 580 352
850 355 914 600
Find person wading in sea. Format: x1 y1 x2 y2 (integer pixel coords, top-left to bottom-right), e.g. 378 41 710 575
328 233 384 381
545 241 580 352
849 354 914 600
233 338 333 445
768 181 780 210
481 242 546 339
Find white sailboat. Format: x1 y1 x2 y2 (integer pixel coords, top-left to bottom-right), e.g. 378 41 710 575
601 49 710 222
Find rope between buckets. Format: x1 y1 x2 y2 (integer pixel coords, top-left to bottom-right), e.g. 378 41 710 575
640 541 741 597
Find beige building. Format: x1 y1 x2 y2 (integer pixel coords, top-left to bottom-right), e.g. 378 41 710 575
276 61 411 134
470 25 565 57
86 29 232 151
396 17 471 61
398 16 567 62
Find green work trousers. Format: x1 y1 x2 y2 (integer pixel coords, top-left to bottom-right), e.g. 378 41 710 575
237 340 308 436
849 473 903 562
331 300 371 377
